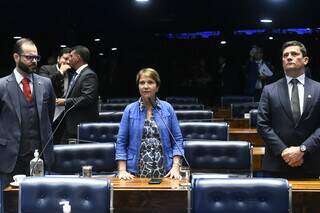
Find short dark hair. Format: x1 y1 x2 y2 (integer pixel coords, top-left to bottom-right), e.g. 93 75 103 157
58 47 72 58
72 45 90 63
13 38 36 54
282 40 307 57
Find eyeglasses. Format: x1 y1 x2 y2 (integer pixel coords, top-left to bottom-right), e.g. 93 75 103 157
20 54 41 62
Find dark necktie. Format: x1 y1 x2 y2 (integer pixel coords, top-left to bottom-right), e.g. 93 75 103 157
291 78 300 124
21 78 32 102
65 73 78 97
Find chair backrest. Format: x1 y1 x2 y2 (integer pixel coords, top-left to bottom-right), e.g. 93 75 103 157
184 140 252 176
231 102 259 118
192 178 291 213
180 122 228 141
78 122 120 143
98 111 123 123
166 96 199 104
176 110 213 122
51 143 117 175
221 96 254 107
249 109 258 128
106 97 137 103
20 177 111 213
172 104 205 110
100 103 128 111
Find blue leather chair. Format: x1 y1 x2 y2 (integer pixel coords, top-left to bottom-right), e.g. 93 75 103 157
166 96 199 104
231 102 259 118
20 177 111 213
98 111 123 123
77 122 120 143
184 140 252 177
180 122 229 141
176 110 213 122
106 97 137 103
221 96 254 107
249 109 258 128
100 103 128 111
172 104 205 110
51 143 117 175
192 178 291 213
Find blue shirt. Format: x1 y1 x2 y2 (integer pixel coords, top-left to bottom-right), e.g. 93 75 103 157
115 99 184 174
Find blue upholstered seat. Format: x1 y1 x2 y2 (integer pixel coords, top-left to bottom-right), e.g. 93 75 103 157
172 104 205 110
175 110 213 122
180 122 229 141
100 103 128 111
166 96 199 104
249 109 258 128
98 111 123 123
192 178 291 213
51 143 117 175
77 122 120 143
184 140 252 177
20 177 111 213
106 97 138 103
230 102 259 118
221 96 254 107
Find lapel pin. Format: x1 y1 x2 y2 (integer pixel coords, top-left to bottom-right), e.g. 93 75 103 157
308 95 311 98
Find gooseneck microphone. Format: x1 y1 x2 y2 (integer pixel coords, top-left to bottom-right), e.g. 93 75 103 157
148 97 190 169
30 97 81 175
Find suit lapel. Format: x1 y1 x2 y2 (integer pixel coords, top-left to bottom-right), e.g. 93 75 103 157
33 75 44 122
300 77 313 121
278 78 295 124
7 73 21 124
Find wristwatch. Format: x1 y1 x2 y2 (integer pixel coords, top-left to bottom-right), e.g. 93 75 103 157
300 144 307 152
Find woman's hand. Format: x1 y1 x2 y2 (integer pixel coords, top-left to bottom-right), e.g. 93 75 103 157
118 170 135 180
164 165 181 179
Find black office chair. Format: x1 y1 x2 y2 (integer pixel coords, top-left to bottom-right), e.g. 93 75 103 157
180 122 229 141
51 143 117 175
249 109 258 128
230 102 259 118
221 95 254 107
20 177 111 213
175 110 213 122
98 111 123 123
192 178 291 213
77 122 120 143
184 140 252 178
172 104 205 110
106 97 137 103
166 96 199 104
100 103 128 111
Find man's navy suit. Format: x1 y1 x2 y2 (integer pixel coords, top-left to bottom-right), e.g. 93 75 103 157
257 77 320 175
0 73 55 174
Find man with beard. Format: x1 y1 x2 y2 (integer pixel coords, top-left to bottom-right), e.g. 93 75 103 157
0 38 55 213
39 47 73 98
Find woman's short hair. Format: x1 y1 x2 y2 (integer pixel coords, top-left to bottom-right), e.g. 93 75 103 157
136 68 161 87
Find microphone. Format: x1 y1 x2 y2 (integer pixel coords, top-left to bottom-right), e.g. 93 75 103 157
30 98 81 175
148 97 191 170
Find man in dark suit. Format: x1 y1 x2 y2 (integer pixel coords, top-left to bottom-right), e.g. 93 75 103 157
56 45 98 143
257 41 320 178
0 38 55 212
38 47 73 98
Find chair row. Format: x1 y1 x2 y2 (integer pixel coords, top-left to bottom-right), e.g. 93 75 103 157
100 103 205 111
77 122 229 143
106 96 199 104
50 140 252 177
20 176 290 213
98 110 213 123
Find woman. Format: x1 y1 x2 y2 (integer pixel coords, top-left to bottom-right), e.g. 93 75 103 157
116 68 184 180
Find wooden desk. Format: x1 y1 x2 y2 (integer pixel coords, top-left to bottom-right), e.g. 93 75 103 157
4 177 190 213
289 179 320 212
229 128 264 146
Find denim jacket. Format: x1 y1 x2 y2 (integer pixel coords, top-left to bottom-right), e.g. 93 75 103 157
115 99 184 174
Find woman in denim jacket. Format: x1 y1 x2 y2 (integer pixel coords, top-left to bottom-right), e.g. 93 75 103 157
116 68 184 180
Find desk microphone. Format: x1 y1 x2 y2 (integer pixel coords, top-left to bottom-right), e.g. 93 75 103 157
30 98 81 175
148 97 190 169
